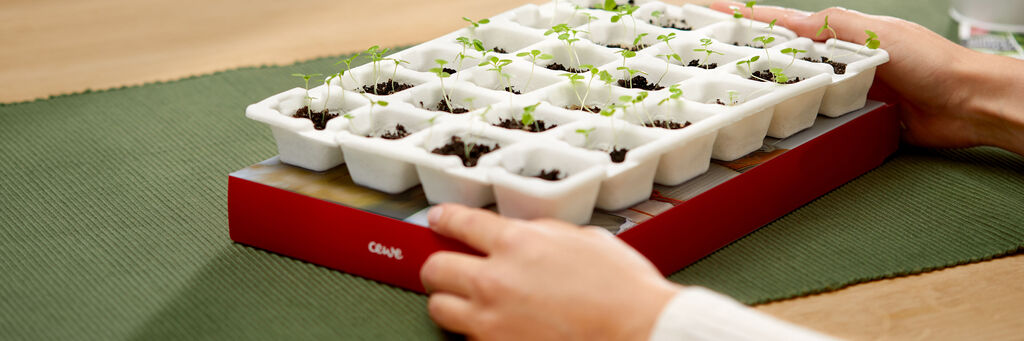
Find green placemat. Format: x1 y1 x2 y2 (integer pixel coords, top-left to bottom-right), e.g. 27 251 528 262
2 1 1023 340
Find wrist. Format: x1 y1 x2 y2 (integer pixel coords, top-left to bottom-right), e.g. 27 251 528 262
616 280 682 341
958 53 1024 155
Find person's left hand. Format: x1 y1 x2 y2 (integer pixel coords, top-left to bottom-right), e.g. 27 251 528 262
420 203 680 340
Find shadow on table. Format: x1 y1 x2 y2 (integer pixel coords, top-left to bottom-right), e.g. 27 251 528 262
127 244 463 340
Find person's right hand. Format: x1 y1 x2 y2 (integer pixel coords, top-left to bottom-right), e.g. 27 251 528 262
711 2 1024 156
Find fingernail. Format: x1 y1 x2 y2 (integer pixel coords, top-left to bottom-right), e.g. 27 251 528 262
427 205 444 226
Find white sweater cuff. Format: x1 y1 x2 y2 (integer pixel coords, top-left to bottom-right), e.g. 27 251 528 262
649 287 839 341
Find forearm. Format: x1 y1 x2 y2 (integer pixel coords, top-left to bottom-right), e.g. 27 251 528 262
650 287 837 341
959 52 1024 156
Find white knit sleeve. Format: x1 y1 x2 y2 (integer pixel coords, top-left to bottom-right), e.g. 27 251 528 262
649 287 840 341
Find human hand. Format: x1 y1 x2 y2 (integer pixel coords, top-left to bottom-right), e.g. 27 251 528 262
420 203 680 340
711 1 1024 155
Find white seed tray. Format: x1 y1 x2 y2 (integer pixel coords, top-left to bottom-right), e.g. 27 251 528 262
245 0 889 224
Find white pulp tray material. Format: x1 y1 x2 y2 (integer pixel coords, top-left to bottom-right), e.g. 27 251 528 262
246 0 888 220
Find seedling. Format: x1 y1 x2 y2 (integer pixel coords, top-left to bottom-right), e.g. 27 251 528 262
736 55 760 76
816 15 839 59
727 90 739 106
515 49 553 91
655 52 681 86
480 56 514 96
462 17 490 28
454 37 486 81
545 24 584 69
360 92 388 118
614 49 637 86
608 1 640 39
751 19 777 63
322 74 337 112
387 58 410 94
769 67 789 84
575 127 596 147
730 6 743 19
615 65 646 89
559 72 587 109
520 102 542 132
692 38 724 69
620 92 654 125
630 32 649 51
831 30 882 61
658 84 683 106
335 53 361 88
428 59 454 110
780 47 807 71
745 1 756 29
598 69 615 107
291 73 322 109
580 64 600 106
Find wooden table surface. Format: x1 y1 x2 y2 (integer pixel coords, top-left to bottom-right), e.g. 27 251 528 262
2 0 1021 339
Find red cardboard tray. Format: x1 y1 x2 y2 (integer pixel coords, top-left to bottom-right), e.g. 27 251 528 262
229 101 898 293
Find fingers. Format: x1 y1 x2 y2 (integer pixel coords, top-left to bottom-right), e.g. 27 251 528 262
428 203 517 253
421 251 486 296
710 1 884 45
427 292 477 334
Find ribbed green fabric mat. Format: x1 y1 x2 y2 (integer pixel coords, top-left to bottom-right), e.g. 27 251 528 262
2 1 1022 339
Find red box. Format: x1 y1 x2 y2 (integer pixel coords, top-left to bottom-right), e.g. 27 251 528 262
229 101 898 293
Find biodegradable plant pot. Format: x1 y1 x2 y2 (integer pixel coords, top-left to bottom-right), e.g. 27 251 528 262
246 86 368 171
336 63 433 97
723 54 833 138
476 100 585 135
403 79 508 114
408 122 518 207
673 75 777 161
696 19 797 49
778 38 890 117
482 141 608 224
462 59 564 95
635 2 692 31
334 103 446 194
530 75 636 114
617 91 724 185
581 19 670 51
246 0 890 223
608 55 704 91
520 38 618 74
640 31 754 70
556 120 669 211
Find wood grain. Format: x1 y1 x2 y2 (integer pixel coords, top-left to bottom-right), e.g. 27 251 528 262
1 0 1020 340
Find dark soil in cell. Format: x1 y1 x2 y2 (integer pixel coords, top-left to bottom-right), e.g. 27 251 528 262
431 136 500 167
504 86 523 95
494 118 556 132
379 124 411 140
293 106 338 130
421 98 469 114
590 0 635 10
546 63 587 73
493 47 509 54
565 105 602 113
361 79 415 95
616 75 664 90
713 99 739 106
651 19 691 31
732 42 761 48
687 59 718 69
605 43 649 52
803 56 847 74
442 68 457 75
644 120 691 130
609 147 629 163
749 70 802 84
534 169 563 181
